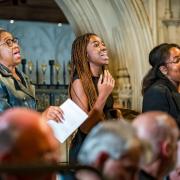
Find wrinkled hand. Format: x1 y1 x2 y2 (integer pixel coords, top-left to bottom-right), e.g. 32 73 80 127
41 106 64 122
97 70 115 99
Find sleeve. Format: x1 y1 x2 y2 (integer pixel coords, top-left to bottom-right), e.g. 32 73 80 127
142 85 170 113
0 82 11 112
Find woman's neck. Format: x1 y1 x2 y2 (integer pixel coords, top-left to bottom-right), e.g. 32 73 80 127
166 75 179 90
90 64 102 77
8 66 16 74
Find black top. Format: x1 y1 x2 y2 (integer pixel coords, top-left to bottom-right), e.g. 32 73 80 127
91 76 114 116
72 72 114 117
69 73 114 164
138 170 156 180
142 71 180 128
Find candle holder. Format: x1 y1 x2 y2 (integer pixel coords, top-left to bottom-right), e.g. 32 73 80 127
49 60 55 85
27 60 33 82
54 63 61 85
68 61 71 75
41 64 47 85
21 58 26 74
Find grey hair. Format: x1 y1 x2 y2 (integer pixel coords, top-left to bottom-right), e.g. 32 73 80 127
78 120 140 165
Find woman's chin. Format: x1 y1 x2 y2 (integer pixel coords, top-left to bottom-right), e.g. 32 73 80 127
14 59 22 66
103 60 109 65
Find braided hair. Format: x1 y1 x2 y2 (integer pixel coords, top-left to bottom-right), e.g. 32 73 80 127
69 33 105 110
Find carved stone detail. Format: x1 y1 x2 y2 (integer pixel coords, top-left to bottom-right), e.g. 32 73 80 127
55 0 153 111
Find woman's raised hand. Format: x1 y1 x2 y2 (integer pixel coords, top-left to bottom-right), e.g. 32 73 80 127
97 70 115 99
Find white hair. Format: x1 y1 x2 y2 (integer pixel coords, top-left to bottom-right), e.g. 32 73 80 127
78 120 143 165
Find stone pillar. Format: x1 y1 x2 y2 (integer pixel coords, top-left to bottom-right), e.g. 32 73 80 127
164 0 173 18
55 0 153 111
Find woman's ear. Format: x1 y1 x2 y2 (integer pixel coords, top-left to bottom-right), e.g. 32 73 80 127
159 65 168 75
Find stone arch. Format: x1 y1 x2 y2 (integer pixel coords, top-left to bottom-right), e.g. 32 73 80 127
55 0 153 111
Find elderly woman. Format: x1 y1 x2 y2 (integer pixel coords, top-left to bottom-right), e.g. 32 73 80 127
0 28 63 121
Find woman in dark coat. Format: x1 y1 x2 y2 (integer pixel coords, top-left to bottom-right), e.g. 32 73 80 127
142 43 180 128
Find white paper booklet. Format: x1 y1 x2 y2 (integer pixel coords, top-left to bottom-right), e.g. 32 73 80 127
47 99 88 143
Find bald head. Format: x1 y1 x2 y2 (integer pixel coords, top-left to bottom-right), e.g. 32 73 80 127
132 111 179 174
0 108 59 165
132 111 178 142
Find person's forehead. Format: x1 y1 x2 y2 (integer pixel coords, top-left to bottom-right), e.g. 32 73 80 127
89 35 103 43
0 32 12 41
169 47 180 57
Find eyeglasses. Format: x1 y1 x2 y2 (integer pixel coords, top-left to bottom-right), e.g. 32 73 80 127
166 57 180 64
0 37 19 47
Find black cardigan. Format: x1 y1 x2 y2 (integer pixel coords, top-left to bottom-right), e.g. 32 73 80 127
142 73 180 128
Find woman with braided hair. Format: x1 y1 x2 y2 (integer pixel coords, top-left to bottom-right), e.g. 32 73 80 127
68 33 119 164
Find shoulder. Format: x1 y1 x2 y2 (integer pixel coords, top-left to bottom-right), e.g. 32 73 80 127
145 82 170 96
142 82 172 112
143 83 171 105
70 78 88 112
71 79 86 99
72 78 83 90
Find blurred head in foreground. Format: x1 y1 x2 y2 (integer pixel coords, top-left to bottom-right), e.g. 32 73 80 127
169 140 180 180
0 108 59 180
78 120 152 180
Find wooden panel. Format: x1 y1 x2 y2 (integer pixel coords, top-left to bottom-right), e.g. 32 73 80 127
0 0 68 23
35 84 68 111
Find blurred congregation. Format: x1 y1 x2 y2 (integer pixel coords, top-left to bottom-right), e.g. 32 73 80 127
0 0 180 180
